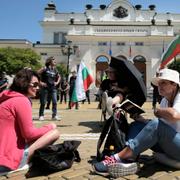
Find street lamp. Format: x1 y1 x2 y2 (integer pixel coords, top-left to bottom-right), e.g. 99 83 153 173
61 40 72 75
61 41 78 79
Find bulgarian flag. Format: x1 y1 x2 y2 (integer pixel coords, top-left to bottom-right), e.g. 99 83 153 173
71 61 94 105
160 35 180 69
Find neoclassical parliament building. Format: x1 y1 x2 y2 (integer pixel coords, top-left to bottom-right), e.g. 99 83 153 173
1 0 180 91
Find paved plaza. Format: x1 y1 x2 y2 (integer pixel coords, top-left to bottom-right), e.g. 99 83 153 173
1 100 180 180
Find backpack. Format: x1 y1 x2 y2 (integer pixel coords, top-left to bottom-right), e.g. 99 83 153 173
96 112 129 161
26 140 81 178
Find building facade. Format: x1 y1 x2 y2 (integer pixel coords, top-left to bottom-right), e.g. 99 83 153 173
34 0 180 90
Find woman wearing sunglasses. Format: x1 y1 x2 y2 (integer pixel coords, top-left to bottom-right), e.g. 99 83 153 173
0 68 60 175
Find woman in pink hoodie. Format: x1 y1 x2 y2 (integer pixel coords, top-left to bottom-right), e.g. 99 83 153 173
0 68 60 173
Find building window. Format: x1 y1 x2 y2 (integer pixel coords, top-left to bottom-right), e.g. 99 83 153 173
40 52 47 56
98 42 107 46
96 55 109 62
135 42 144 46
53 32 67 44
117 42 126 46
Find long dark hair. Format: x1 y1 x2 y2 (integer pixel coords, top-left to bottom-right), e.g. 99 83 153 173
10 68 40 94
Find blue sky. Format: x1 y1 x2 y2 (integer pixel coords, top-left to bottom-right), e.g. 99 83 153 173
0 0 179 43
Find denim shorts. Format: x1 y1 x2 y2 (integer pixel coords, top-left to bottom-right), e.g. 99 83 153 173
18 145 29 168
0 145 29 172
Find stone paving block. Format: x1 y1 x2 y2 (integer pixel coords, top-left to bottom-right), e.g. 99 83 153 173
47 169 74 179
73 164 91 171
61 169 89 179
85 175 109 180
6 173 26 179
5 174 26 180
48 176 65 180
122 174 139 179
169 171 180 178
150 171 168 179
115 177 128 180
27 177 48 180
134 178 151 180
68 175 89 180
0 176 7 180
151 174 175 180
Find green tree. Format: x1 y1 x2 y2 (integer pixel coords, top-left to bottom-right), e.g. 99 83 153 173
0 47 41 75
56 63 68 78
168 58 180 73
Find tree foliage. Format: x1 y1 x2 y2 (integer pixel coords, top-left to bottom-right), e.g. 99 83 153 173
0 47 41 75
56 63 68 78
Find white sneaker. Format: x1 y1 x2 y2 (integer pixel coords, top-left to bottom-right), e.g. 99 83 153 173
39 116 44 121
52 116 61 121
108 162 139 178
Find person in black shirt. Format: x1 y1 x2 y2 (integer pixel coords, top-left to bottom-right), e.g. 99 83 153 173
100 66 129 116
0 72 8 93
68 71 78 109
59 77 69 104
38 57 61 120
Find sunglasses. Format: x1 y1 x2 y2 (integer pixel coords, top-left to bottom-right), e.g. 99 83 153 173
29 82 39 88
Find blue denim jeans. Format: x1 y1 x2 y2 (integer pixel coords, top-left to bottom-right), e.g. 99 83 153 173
39 88 57 117
126 119 180 160
127 121 147 140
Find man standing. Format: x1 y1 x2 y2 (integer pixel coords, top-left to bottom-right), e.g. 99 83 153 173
59 77 69 104
38 57 61 120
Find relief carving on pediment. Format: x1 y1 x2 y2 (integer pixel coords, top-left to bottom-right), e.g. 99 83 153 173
113 6 128 18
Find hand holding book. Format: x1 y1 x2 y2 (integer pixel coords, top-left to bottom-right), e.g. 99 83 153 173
115 99 145 116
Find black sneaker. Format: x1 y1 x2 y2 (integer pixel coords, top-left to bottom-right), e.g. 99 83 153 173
108 162 140 178
92 156 118 176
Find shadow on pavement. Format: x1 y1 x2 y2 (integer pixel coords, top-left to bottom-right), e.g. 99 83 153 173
79 121 103 133
138 161 177 178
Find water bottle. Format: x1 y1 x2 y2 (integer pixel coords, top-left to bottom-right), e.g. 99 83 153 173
109 145 115 156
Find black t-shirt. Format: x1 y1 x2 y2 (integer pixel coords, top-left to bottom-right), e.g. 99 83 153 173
69 76 76 90
100 79 122 98
41 67 59 89
60 81 68 91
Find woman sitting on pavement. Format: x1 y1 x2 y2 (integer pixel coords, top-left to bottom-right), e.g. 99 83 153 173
0 68 60 175
93 68 180 178
100 66 129 118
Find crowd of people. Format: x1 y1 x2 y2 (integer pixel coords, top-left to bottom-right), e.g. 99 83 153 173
0 56 179 177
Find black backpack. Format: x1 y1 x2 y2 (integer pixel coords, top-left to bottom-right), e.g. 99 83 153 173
97 113 129 161
26 140 81 178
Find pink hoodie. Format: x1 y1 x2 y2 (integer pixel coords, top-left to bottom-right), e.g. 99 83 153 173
0 90 53 170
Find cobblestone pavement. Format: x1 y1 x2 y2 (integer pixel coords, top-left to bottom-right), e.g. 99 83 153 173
1 100 180 180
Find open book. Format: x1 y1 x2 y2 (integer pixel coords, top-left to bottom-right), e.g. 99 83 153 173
116 99 145 115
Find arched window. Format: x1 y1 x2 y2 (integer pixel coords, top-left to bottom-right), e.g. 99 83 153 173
133 55 146 63
96 55 109 87
133 55 146 85
96 55 109 62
